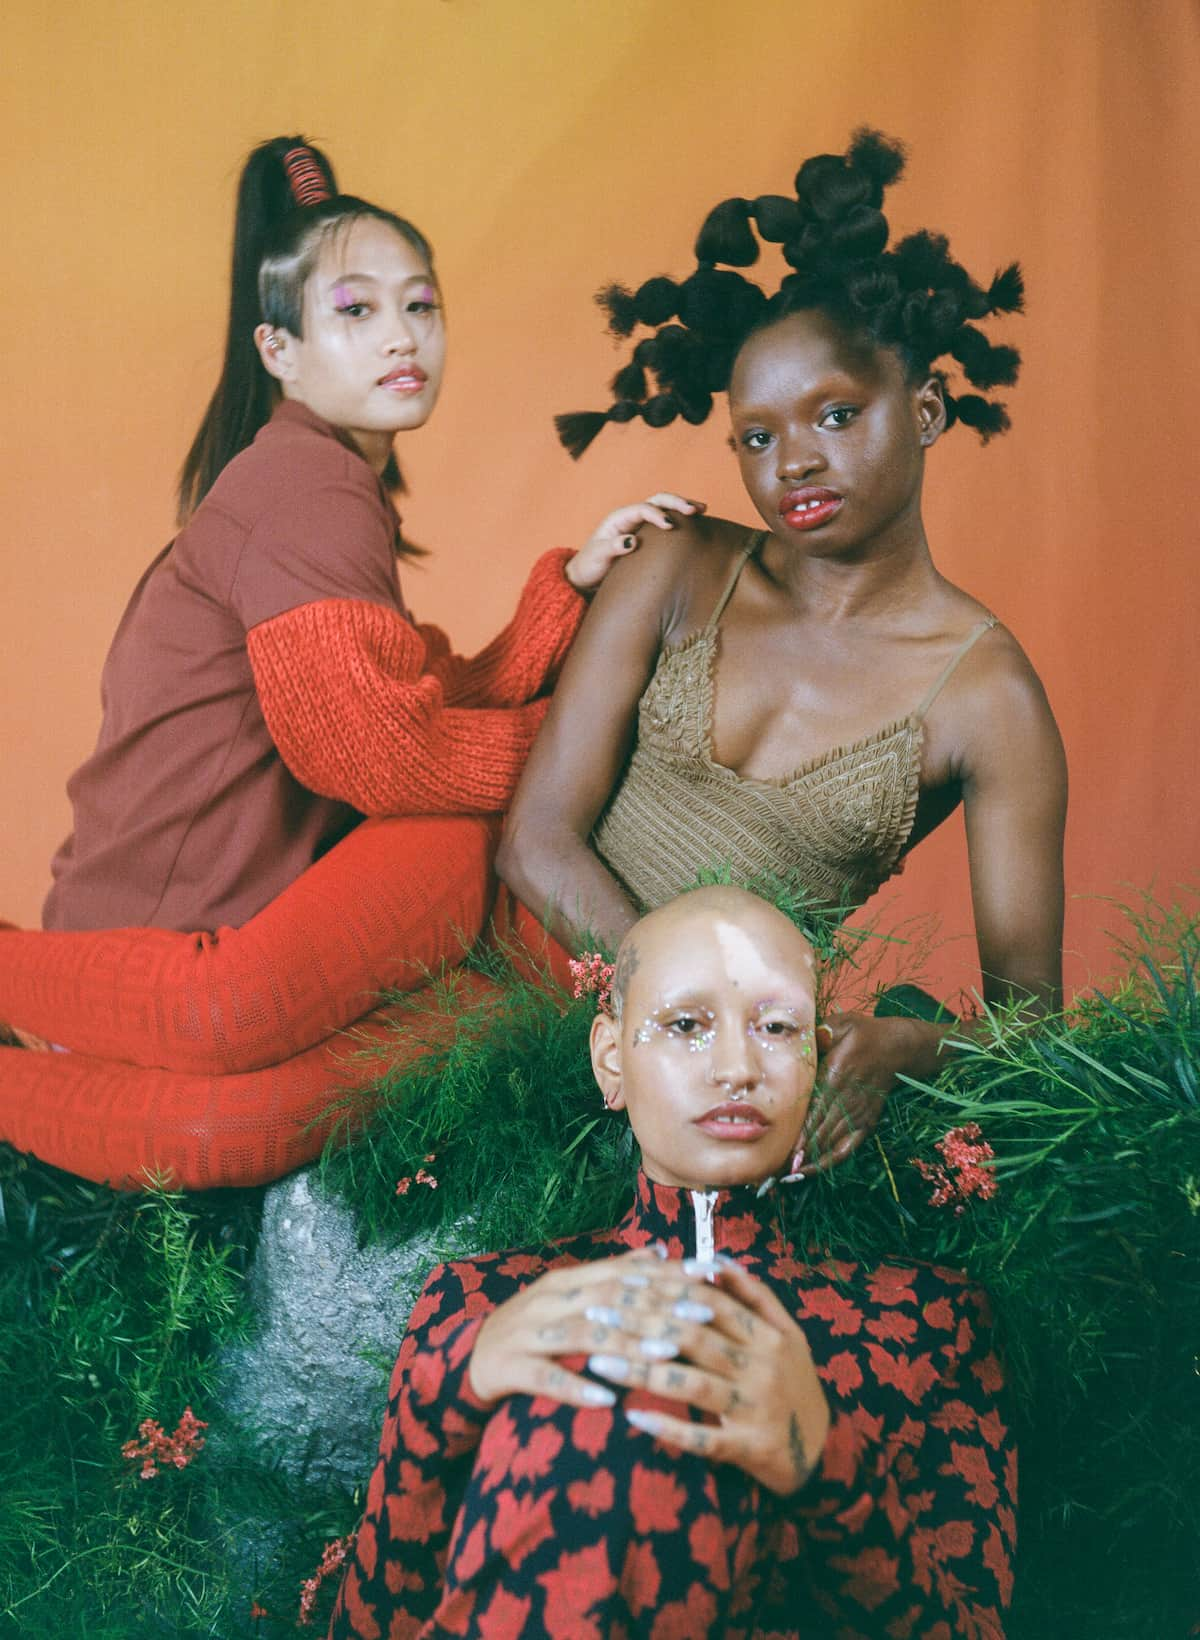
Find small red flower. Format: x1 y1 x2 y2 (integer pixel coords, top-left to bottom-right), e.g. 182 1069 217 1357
297 1531 356 1625
568 951 615 1013
912 1123 998 1213
395 1176 412 1195
120 1406 207 1480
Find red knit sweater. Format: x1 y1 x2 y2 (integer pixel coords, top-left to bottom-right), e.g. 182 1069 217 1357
247 547 584 815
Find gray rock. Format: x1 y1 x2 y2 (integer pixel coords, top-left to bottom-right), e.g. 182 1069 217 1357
216 1167 451 1492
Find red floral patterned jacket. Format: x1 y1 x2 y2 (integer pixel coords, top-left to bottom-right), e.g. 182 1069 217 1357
330 1173 1016 1638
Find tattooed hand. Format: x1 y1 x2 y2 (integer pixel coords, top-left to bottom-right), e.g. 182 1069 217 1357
469 1248 673 1411
595 1256 831 1497
471 1249 830 1497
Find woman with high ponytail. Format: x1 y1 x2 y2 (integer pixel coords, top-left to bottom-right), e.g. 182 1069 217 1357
0 135 698 1191
501 129 1068 1168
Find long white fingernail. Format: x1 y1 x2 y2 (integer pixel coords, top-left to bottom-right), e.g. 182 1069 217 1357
682 1255 737 1277
585 1305 623 1327
672 1299 714 1323
626 1409 663 1434
638 1337 679 1360
588 1354 630 1380
580 1383 617 1407
621 1272 650 1289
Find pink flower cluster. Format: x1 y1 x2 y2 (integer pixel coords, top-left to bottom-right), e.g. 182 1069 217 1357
298 1532 356 1625
913 1122 998 1215
121 1406 207 1480
396 1153 439 1196
569 951 615 1013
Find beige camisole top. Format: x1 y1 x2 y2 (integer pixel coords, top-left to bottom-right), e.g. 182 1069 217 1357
592 532 997 917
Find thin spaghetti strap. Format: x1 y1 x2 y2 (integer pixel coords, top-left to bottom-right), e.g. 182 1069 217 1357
704 530 766 632
914 615 999 720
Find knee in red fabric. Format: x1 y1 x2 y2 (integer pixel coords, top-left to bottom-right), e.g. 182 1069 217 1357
0 815 499 1074
0 971 501 1191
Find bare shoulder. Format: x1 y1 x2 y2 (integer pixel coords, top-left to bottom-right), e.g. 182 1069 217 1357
965 618 1056 721
942 613 1066 790
588 511 764 642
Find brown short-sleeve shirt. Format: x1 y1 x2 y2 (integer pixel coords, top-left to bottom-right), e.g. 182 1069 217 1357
44 401 407 933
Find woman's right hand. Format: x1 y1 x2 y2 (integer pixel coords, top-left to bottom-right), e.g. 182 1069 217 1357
469 1250 662 1409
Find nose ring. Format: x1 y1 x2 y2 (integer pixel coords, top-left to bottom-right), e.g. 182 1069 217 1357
706 1064 748 1101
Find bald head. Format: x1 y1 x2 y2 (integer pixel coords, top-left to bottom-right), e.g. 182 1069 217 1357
591 886 819 1191
611 886 815 1022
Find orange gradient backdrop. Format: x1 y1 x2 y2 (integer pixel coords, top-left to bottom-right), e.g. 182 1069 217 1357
4 0 1197 999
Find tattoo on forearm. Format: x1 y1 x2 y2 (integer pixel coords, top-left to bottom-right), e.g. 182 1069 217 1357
788 1412 815 1488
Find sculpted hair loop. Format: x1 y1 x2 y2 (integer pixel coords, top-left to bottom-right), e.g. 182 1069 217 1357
556 127 1023 457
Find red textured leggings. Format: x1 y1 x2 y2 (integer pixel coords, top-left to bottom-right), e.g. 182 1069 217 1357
0 816 512 1191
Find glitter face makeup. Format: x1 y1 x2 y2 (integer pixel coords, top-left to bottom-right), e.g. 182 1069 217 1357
634 1008 718 1054
752 1008 815 1060
633 1005 812 1058
594 892 819 1191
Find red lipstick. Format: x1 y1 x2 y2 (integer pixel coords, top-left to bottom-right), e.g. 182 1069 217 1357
693 1102 770 1141
780 487 843 531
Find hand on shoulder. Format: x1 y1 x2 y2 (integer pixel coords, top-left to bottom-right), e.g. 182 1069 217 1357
566 493 707 591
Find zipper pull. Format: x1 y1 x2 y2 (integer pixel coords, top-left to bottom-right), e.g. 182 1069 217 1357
690 1189 718 1277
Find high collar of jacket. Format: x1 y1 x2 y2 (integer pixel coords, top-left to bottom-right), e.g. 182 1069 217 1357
618 1169 790 1264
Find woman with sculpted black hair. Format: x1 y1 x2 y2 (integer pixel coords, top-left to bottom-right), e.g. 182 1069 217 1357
500 129 1067 1167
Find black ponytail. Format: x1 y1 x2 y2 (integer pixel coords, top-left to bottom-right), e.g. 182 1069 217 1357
177 136 435 525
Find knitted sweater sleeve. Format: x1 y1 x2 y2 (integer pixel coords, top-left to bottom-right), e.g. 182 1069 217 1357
414 547 586 708
246 549 583 815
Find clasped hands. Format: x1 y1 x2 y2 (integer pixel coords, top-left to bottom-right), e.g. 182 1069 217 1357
470 1248 829 1497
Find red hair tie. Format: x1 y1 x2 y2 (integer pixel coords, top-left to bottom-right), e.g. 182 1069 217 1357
283 146 332 208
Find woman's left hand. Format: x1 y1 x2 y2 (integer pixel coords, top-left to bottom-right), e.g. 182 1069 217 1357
795 1013 935 1175
565 493 705 591
584 1255 830 1496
